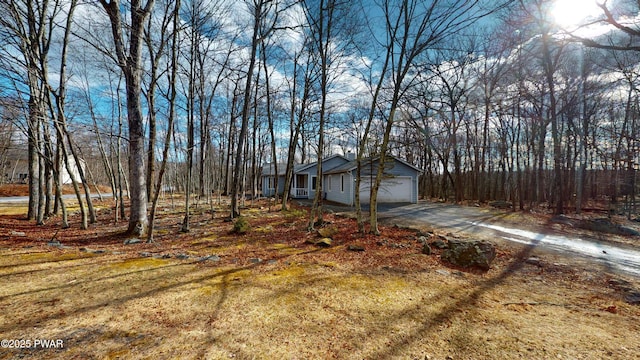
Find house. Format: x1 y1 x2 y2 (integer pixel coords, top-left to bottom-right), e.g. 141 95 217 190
323 156 421 205
261 154 421 205
261 154 349 198
261 162 299 197
2 156 85 185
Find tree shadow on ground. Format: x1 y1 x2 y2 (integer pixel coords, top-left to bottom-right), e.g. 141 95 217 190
360 234 546 358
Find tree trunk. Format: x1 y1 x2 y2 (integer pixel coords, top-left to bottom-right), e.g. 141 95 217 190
100 0 155 235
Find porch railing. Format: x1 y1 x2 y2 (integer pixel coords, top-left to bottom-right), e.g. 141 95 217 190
294 188 308 198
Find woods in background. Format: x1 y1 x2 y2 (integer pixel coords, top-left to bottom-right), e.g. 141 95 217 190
0 0 638 236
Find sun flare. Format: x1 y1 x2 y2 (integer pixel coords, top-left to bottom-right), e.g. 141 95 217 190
552 0 603 27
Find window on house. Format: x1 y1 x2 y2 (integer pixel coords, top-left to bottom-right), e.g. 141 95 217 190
328 176 332 191
341 174 345 192
311 176 317 190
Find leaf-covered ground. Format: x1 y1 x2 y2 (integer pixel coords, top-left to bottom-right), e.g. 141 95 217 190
0 197 639 359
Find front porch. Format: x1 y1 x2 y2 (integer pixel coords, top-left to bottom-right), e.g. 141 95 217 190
291 173 315 199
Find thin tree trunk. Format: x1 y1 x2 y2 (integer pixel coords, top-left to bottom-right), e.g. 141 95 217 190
148 0 180 243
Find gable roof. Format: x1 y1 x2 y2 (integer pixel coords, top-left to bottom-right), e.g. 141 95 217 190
260 154 419 177
294 154 350 173
324 155 421 175
261 163 306 176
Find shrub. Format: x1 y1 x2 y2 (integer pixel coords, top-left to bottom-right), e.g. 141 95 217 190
233 216 251 234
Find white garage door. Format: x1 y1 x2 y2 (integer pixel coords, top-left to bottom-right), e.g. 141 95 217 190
359 177 412 203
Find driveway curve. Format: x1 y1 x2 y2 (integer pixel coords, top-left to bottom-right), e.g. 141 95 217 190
377 201 640 278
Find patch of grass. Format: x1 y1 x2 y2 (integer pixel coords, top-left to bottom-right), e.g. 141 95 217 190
5 251 94 267
0 204 27 215
284 208 306 219
254 225 274 233
110 257 170 270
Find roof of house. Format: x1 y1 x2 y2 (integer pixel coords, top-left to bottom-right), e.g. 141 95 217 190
294 154 350 173
324 155 422 175
261 154 420 177
261 163 306 176
262 154 351 176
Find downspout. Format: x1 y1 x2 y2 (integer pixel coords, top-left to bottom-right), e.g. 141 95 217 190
351 171 355 207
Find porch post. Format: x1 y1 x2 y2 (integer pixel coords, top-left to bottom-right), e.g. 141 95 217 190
292 175 296 198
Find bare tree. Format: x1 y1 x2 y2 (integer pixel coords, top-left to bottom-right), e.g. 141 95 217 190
562 0 640 52
231 0 287 218
148 0 181 243
99 0 155 235
366 0 498 234
302 0 359 230
281 50 315 210
0 0 53 221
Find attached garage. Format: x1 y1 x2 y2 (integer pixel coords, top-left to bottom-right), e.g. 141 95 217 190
359 176 413 203
322 155 421 205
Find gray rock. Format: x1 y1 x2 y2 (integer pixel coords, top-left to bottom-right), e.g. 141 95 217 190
525 257 542 266
199 255 220 262
80 247 106 254
430 238 448 249
175 253 190 260
139 252 152 257
347 245 365 252
624 291 640 305
608 278 632 290
10 231 26 237
422 243 432 255
436 269 451 276
249 258 262 264
47 241 62 247
441 239 496 270
416 230 433 238
551 215 575 226
124 238 142 245
489 200 512 209
417 236 428 244
578 218 640 236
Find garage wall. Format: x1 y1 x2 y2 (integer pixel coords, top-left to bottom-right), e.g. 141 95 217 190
357 159 419 204
324 173 353 205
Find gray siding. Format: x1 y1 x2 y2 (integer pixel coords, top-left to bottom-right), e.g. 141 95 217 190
324 173 353 205
330 158 420 205
296 156 350 199
261 175 286 197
